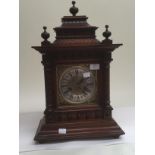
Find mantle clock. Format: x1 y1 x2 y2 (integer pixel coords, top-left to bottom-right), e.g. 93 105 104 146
32 1 125 143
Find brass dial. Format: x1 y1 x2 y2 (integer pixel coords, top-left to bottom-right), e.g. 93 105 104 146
59 66 96 104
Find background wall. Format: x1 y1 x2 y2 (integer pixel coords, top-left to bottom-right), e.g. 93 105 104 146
19 0 135 113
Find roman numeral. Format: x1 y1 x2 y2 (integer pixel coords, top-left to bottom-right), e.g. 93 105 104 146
75 69 79 76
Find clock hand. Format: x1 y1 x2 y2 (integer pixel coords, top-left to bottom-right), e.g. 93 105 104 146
77 78 84 84
78 77 90 85
78 85 88 95
82 89 88 95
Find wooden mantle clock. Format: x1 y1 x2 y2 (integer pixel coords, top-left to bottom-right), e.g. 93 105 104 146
32 1 124 143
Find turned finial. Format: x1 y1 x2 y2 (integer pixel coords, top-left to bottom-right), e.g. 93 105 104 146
41 26 50 41
69 1 79 16
102 25 112 44
103 25 112 40
41 26 51 46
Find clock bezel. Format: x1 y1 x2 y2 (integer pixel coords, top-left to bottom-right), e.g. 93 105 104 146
56 64 98 106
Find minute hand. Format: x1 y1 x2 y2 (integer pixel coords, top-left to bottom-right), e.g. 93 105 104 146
78 77 89 85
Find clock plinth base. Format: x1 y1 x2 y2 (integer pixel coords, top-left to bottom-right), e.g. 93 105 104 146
34 117 125 143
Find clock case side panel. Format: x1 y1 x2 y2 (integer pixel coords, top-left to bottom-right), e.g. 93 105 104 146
42 55 57 115
98 61 113 119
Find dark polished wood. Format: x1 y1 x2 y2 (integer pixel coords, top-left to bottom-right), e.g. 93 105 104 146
32 1 124 143
34 118 124 143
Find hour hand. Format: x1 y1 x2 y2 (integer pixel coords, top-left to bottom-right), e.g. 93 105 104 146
78 77 90 85
78 78 84 84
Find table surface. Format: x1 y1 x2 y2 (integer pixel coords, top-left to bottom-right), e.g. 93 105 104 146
19 106 134 155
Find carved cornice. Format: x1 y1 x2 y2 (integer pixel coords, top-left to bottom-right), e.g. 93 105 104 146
32 44 122 54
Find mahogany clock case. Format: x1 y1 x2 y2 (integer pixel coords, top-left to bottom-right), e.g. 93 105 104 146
32 1 125 143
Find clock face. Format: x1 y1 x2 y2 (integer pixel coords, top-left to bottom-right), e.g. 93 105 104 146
58 66 96 104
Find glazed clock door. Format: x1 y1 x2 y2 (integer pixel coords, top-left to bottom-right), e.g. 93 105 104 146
56 64 98 106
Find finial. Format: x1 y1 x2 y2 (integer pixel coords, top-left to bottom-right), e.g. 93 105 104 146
72 1 76 6
69 1 79 16
41 26 50 41
103 25 111 39
41 26 50 46
102 25 112 44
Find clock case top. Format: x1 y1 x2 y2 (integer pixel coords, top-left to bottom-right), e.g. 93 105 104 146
32 2 124 143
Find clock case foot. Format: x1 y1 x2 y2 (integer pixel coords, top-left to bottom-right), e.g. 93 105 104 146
34 117 125 143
